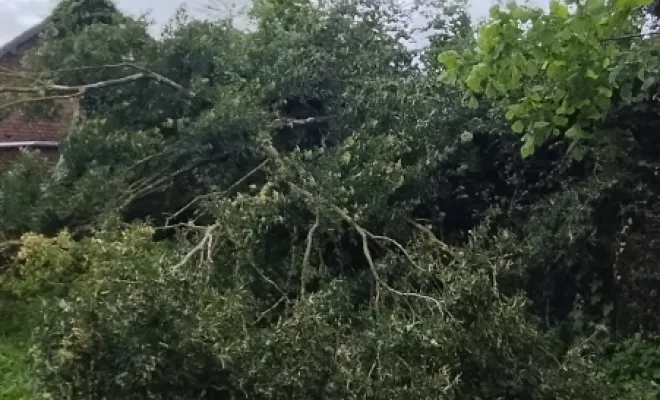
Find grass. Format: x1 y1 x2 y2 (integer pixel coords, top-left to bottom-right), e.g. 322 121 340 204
0 333 33 400
0 297 39 400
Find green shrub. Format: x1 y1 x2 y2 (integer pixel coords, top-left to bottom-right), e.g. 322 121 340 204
26 224 621 399
600 333 660 399
0 333 33 400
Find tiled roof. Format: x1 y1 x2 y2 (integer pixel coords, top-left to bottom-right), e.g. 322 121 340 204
0 18 49 59
0 17 72 150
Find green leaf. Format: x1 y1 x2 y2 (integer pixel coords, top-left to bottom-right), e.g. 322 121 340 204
512 120 525 133
616 0 652 8
521 135 535 158
602 57 610 68
465 70 483 92
565 124 585 139
524 60 538 77
586 69 599 80
620 83 633 102
478 23 499 52
438 51 459 69
549 0 569 18
597 86 612 98
570 142 587 161
547 60 566 78
467 95 479 109
557 99 576 115
439 70 457 85
586 0 606 10
553 88 566 102
485 81 497 97
552 115 569 126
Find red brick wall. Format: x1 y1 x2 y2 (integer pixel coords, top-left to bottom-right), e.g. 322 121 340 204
0 32 75 168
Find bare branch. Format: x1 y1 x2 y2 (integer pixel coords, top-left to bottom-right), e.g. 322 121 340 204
0 73 146 95
171 223 219 272
406 218 455 256
300 211 320 298
257 144 446 311
164 158 271 226
0 62 209 110
271 116 331 129
120 152 231 210
252 295 287 326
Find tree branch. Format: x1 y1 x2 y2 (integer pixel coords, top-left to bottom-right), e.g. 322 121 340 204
300 211 320 298
0 73 146 94
0 62 210 110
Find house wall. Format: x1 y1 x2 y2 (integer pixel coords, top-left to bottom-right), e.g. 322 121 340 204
0 30 74 169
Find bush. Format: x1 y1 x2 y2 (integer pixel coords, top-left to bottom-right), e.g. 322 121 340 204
599 333 660 399
25 223 622 399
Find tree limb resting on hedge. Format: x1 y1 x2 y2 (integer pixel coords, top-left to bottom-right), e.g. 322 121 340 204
261 143 446 313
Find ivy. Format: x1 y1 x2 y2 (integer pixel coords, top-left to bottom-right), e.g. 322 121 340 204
439 0 656 158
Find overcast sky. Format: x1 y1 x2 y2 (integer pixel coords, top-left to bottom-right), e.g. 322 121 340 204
0 0 547 46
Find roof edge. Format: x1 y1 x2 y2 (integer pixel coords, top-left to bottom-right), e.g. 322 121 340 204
0 141 59 149
0 17 52 59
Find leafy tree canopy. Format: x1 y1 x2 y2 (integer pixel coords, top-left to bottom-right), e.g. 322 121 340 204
1 0 660 398
439 0 658 159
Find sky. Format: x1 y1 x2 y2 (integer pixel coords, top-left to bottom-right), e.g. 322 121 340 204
0 0 548 46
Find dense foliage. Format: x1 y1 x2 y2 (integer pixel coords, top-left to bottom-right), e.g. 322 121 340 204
1 0 660 398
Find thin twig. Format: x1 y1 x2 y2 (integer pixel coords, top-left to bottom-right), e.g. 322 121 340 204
0 73 146 94
171 224 219 272
252 296 287 326
164 159 270 226
251 263 287 297
300 211 320 298
0 61 209 110
121 152 230 209
259 143 445 311
271 116 331 129
406 218 454 255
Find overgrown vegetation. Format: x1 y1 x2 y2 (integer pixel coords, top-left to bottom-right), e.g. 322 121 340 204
1 0 660 398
